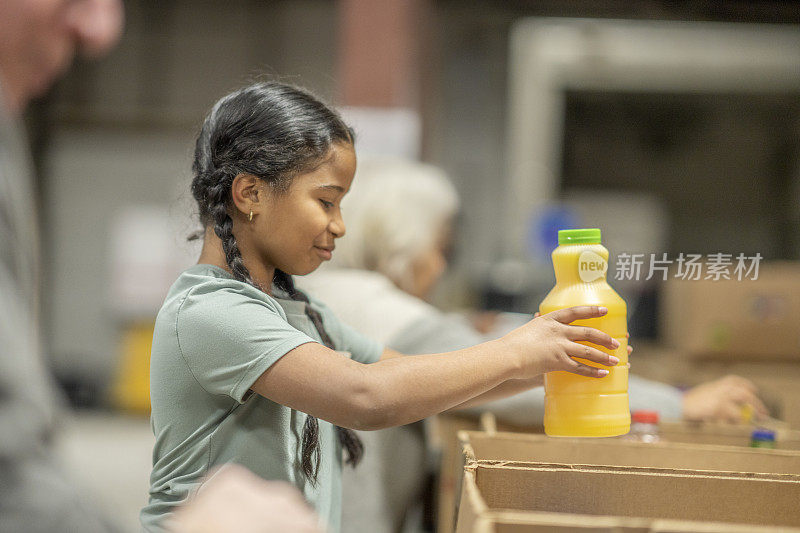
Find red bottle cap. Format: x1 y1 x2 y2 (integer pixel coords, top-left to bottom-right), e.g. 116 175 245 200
631 410 659 424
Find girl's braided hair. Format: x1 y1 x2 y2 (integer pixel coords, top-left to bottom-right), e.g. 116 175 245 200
189 81 361 484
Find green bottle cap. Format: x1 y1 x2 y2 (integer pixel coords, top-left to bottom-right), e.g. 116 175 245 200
558 228 602 245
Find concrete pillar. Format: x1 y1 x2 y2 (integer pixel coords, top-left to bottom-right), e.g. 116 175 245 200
336 0 430 158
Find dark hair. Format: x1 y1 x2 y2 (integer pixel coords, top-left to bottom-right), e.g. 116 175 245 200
189 81 361 484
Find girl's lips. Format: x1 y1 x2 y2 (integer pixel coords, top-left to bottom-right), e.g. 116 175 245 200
314 246 333 260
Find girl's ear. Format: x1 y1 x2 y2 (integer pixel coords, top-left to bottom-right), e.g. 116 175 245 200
230 173 261 217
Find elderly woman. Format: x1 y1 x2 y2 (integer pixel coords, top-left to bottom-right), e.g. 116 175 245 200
297 158 766 533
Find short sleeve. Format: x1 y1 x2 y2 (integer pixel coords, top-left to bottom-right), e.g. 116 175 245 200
308 296 383 364
176 284 316 402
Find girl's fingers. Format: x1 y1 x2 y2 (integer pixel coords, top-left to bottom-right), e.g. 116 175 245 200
565 342 619 367
567 360 610 378
565 325 619 351
627 344 633 356
547 306 607 324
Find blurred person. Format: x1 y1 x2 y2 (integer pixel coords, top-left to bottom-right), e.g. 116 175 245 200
0 1 125 530
296 158 769 532
142 81 620 533
169 464 323 533
1 3 326 533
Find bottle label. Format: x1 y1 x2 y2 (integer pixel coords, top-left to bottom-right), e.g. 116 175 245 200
578 250 607 282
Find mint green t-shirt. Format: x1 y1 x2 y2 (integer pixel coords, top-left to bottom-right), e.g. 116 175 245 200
140 264 383 533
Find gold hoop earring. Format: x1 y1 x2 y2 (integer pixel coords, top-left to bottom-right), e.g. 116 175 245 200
248 211 253 222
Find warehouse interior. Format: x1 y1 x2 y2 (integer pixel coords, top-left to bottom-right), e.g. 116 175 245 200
7 1 800 532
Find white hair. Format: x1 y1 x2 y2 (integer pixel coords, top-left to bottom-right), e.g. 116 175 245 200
329 158 460 291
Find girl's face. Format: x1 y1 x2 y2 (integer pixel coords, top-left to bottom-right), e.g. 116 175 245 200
250 143 356 277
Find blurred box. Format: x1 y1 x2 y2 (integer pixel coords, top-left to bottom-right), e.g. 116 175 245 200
632 343 800 430
659 420 800 448
661 262 800 359
456 461 800 533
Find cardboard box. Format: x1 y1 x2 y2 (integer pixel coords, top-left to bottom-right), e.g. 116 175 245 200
456 463 800 532
454 431 800 532
660 261 800 359
435 414 800 533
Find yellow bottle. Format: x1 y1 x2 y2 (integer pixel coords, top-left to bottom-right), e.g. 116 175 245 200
539 228 630 437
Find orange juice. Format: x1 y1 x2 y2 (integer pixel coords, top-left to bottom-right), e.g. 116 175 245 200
539 228 630 437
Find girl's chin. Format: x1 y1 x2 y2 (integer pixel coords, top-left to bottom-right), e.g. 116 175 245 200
289 263 322 277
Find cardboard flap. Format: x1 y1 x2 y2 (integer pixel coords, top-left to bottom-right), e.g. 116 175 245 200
456 467 493 533
479 460 800 481
459 430 800 474
474 463 800 528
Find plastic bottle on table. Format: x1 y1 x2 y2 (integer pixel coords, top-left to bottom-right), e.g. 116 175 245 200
539 228 630 437
627 410 661 443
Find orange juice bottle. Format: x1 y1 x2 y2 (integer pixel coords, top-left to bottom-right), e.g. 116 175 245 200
539 228 630 437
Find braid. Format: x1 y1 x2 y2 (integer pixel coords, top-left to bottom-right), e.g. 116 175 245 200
203 171 260 290
276 270 365 477
301 417 321 480
337 427 364 467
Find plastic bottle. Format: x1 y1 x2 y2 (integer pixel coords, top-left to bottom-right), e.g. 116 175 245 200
539 228 630 437
750 429 776 449
627 410 661 443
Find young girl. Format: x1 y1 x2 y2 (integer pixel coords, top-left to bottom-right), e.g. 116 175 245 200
140 81 619 533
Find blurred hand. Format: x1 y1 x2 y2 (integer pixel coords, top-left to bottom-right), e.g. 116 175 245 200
682 375 769 423
501 306 620 379
170 464 324 533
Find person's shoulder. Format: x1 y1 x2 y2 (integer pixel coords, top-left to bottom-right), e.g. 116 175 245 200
301 267 439 339
298 267 384 293
300 268 403 302
168 264 285 318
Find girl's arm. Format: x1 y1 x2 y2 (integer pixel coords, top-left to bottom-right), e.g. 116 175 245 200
444 375 545 411
381 346 546 411
251 306 618 431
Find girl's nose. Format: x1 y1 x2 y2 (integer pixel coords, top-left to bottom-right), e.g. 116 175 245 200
329 215 346 238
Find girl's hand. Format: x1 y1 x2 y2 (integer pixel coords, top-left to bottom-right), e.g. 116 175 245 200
502 306 620 379
534 311 635 358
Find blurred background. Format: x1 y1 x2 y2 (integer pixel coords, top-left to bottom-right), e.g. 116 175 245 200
19 0 800 530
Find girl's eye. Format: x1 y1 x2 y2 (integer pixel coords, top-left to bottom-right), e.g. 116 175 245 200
320 199 334 209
